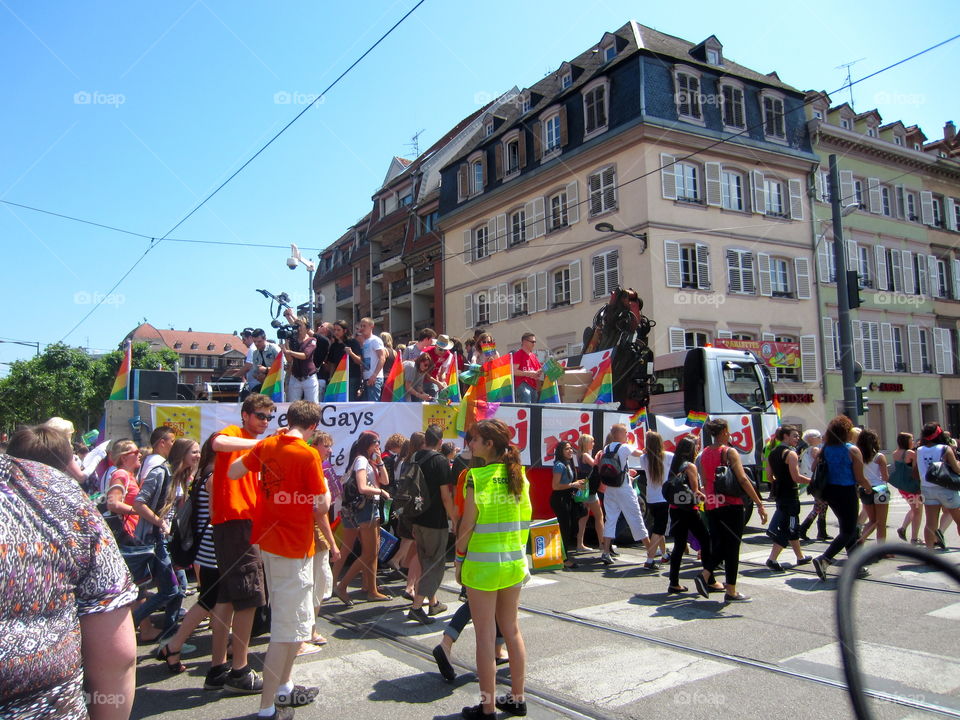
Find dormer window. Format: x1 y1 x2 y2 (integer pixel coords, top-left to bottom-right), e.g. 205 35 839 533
867 126 877 138
582 77 609 139
190 342 199 350
174 341 182 349
813 109 824 120
841 118 851 130
720 81 745 129
894 135 904 146
673 66 703 123
561 72 572 89
706 48 720 65
761 91 786 140
484 119 494 137
207 343 215 351
518 93 531 114
603 44 616 62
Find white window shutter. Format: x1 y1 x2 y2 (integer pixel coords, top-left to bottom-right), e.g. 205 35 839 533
742 251 756 294
695 243 711 290
868 178 882 214
934 327 946 374
727 249 741 293
928 255 940 296
902 250 915 294
851 320 863 366
788 178 804 220
660 154 677 200
526 273 538 313
800 334 818 383
943 329 955 375
566 181 580 225
569 260 582 304
822 317 836 371
917 254 928 296
946 198 957 231
891 250 903 292
954 259 960 300
839 170 855 207
669 327 686 353
487 217 497 254
523 200 535 236
814 170 823 202
532 197 546 238
794 257 812 299
845 240 858 271
535 271 548 312
752 170 765 214
463 230 473 264
817 239 832 282
880 323 894 373
498 283 509 322
757 252 772 297
908 325 922 373
465 293 474 329
895 185 905 219
664 241 682 288
705 162 722 207
762 332 777 380
875 245 888 291
920 191 935 226
496 214 507 252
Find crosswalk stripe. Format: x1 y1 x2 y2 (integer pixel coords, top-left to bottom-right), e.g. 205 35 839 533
568 598 719 631
927 602 960 619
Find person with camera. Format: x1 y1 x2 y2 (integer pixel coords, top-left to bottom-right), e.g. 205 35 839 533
282 315 319 403
242 329 281 397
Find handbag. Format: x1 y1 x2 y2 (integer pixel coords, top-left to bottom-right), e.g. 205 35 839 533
926 447 960 490
807 453 829 498
887 459 920 494
712 446 746 499
663 462 694 506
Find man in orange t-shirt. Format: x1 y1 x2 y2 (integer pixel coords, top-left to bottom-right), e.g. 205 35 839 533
229 400 328 718
206 393 274 695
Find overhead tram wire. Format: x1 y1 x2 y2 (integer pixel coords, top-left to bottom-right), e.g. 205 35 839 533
58 0 427 342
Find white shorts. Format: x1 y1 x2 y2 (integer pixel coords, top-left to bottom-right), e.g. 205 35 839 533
602 484 649 542
922 484 960 509
261 550 314 643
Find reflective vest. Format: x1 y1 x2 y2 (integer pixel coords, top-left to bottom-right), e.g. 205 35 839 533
462 463 532 591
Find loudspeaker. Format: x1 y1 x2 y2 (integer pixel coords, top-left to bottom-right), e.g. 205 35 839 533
132 369 178 401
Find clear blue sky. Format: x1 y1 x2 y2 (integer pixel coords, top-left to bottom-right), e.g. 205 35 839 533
1 0 956 372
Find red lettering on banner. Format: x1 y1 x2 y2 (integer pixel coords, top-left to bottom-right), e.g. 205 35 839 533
543 412 592 463
508 409 528 453
728 416 754 454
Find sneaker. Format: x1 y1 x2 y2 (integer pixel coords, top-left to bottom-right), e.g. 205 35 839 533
407 607 435 625
223 666 263 695
662 551 671 562
643 560 659 571
600 553 614 566
432 645 456 682
262 707 295 720
765 559 785 573
812 556 829 582
276 685 319 707
427 601 448 616
794 556 813 566
609 546 620 557
495 695 528 716
724 593 752 603
896 527 907 542
202 663 231 691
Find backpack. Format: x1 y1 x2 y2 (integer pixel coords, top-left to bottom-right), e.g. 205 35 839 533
597 443 627 487
393 451 435 522
169 473 210 569
663 462 694 506
341 470 365 510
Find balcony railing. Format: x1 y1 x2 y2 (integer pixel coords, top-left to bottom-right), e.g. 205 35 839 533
414 266 433 284
336 286 353 301
391 278 410 295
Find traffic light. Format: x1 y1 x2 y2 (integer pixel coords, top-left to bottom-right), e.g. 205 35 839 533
855 386 869 416
846 270 863 309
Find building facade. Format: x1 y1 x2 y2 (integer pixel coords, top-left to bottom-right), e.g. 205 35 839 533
124 323 246 390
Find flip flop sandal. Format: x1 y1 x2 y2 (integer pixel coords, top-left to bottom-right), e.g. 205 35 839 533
156 644 187 674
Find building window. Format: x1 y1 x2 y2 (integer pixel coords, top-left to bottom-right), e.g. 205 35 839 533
770 258 792 297
552 267 571 307
727 249 756 294
854 179 864 207
936 259 949 298
544 114 561 153
894 135 903 146
510 209 526 246
678 245 711 290
472 160 484 195
731 333 753 341
867 126 877 138
484 119 494 137
721 85 745 128
706 48 720 65
953 199 960 229
588 166 617 215
764 178 785 216
919 328 931 372
592 249 619 299
881 186 892 217
685 331 709 349
841 118 851 130
933 196 943 226
476 292 490 326
721 170 744 211
906 193 918 221
675 162 700 202
583 82 608 135
893 326 906 371
560 73 572 89
506 139 520 175
775 335 799 381
511 279 528 317
676 72 701 120
762 95 786 138
474 225 490 260
549 191 569 230
602 43 616 62
858 246 873 288
886 249 903 293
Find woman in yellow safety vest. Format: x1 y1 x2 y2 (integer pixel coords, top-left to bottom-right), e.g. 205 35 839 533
455 419 532 720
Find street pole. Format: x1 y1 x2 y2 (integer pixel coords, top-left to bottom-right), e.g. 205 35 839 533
829 154 859 424
308 267 315 329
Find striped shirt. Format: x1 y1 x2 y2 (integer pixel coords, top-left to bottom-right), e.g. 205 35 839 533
194 476 217 570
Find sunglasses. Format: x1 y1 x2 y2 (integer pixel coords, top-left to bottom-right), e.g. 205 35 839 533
254 412 275 421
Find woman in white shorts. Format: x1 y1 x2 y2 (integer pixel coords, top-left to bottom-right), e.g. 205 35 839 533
913 423 960 550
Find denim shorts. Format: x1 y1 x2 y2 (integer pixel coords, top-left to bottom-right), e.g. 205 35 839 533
341 499 378 529
922 484 960 509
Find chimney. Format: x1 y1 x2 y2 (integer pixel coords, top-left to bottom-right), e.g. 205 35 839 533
946 121 956 142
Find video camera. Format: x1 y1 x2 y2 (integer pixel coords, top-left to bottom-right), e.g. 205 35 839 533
256 289 298 343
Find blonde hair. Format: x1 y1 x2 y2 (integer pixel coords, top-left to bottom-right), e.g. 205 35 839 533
43 416 75 439
109 439 139 465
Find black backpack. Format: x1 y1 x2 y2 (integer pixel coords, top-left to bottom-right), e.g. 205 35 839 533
169 473 210 569
663 462 694 506
393 451 435 521
597 442 626 487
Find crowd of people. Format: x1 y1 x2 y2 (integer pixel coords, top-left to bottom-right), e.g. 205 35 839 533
1 396 959 719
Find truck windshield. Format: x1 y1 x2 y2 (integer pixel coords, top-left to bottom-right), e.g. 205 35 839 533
721 361 767 411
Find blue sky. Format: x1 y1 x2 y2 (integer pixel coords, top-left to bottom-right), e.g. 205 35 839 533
1 0 956 371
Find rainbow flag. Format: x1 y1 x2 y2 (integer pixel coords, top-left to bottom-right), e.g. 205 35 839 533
772 394 782 422
444 362 461 404
480 341 497 361
260 349 284 402
484 355 514 403
380 357 405 401
109 340 132 401
539 374 561 403
629 407 647 430
324 354 349 403
582 356 613 404
686 410 708 429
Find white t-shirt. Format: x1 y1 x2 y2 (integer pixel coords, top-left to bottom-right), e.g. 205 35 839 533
916 444 947 490
635 451 675 504
352 455 378 504
798 446 818 476
362 335 386 380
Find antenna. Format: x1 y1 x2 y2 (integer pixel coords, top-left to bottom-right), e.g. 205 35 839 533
405 129 425 159
835 58 866 109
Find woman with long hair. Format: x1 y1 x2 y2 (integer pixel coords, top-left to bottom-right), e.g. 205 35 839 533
404 353 443 401
666 437 715 595
697 418 768 602
855 428 890 549
913 422 960 549
164 438 201 600
333 431 391 603
456 419 532 719
638 431 673 570
891 432 922 543
764 425 812 571
328 320 364 401
381 331 398 379
812 415 874 581
575 434 604 552
549 440 585 570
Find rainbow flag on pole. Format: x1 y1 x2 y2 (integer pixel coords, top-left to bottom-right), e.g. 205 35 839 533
582 355 613 404
629 407 647 430
260 349 284 402
772 394 782 422
539 374 561 403
444 362 461 404
109 341 132 401
324 354 349 403
380 357 405 401
686 410 708 430
484 355 514 403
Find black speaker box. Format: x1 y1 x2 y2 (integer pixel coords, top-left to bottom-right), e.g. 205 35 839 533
132 369 178 401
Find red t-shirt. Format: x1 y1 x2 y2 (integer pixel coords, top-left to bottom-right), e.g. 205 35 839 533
426 347 450 381
243 434 327 559
700 445 744 510
211 425 259 524
512 349 541 389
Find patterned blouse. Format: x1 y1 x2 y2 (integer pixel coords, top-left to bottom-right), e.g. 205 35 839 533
0 455 138 719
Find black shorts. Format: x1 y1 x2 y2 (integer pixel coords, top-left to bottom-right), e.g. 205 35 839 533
648 502 669 536
196 565 220 612
213 520 266 610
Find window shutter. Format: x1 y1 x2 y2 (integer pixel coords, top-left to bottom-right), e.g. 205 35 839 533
817 238 832 282
487 217 497 254
880 323 894 373
593 254 606 298
526 273 538 313
695 243 711 290
928 255 940 297
566 181 580 225
814 170 823 202
752 170 766 214
705 162 722 206
917 254 929 296
902 250 915 294
602 167 617 210
742 251 756 294
954 259 960 300
458 166 468 200
943 329 955 375
757 252 773 296
532 197 546 237
497 283 509 322
669 327 686 353
794 257 811 299
762 332 777 381
946 198 957 231
532 121 542 161
726 249 741 293
494 147 503 181
664 241 682 288
845 240 858 272
800 335 818 383
875 245 888 290
660 153 677 200
559 106 569 147
934 327 946 374
851 320 863 366
518 132 527 169
610 250 620 293
867 178 882 213
496 214 507 252
822 317 836 371
788 178 804 220
481 154 488 188
920 191 935 226
569 260 582 304
908 325 922 373
589 172 602 214
895 185 906 219
839 170 855 207
891 250 903 292
524 200 535 237
463 229 473 264
535 271 548 312
464 293 474 329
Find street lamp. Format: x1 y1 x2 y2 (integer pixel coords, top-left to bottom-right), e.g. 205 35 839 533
287 244 317 328
0 339 40 356
595 222 648 253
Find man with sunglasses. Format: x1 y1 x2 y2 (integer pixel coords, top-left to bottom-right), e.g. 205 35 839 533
205 393 275 695
242 329 281 398
512 332 542 403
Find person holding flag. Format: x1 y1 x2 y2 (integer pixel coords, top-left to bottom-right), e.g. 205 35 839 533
402 353 444 402
511 332 541 403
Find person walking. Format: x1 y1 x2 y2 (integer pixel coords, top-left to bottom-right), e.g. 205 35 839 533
637 431 673 571
305 431 340 648
913 423 960 550
797 429 832 542
549 440 585 570
574 434 604 552
890 432 922 543
855 428 890 550
597 424 650 565
455 419 532 719
665 437 717 595
764 425 813 572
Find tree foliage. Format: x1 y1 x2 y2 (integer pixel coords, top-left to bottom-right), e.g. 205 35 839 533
0 342 179 434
